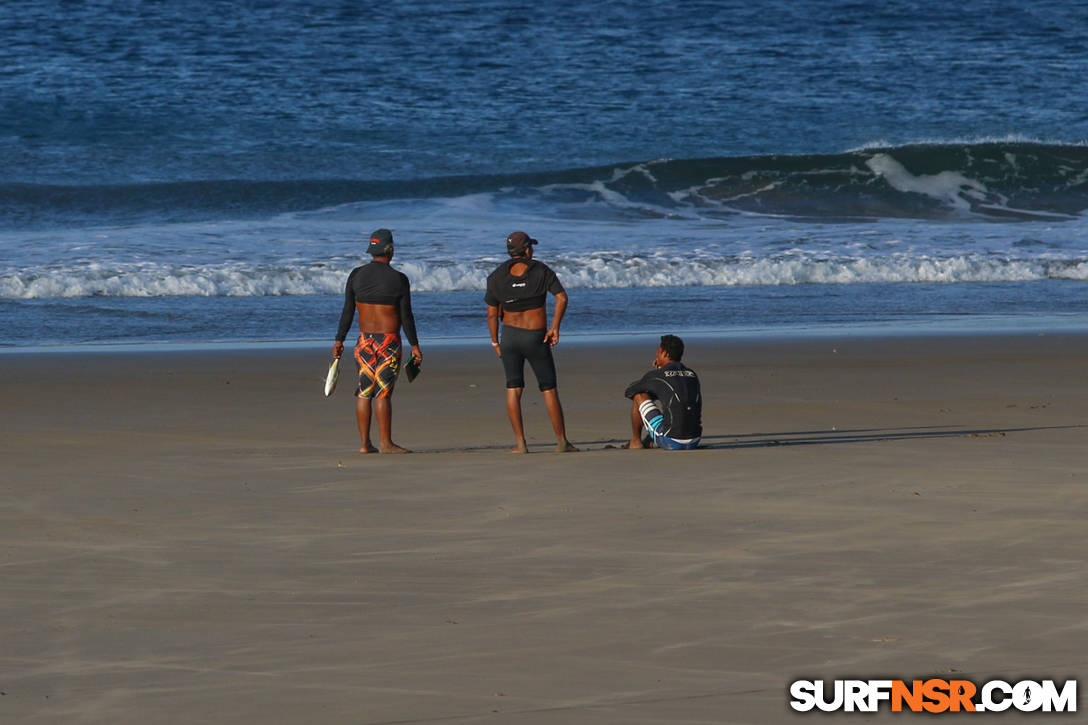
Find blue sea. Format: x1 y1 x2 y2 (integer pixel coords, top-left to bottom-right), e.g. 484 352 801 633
2 0 1086 348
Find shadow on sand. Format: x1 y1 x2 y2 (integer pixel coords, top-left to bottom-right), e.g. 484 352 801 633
417 424 1084 454
695 424 1084 450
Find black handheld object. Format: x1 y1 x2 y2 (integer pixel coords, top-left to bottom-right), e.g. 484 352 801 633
405 356 421 382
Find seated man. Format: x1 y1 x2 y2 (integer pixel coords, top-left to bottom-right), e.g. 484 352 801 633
624 334 702 450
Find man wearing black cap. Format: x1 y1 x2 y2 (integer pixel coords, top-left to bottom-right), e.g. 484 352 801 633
485 231 576 453
333 228 422 453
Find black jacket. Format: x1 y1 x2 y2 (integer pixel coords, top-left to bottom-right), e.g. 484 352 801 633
625 361 702 439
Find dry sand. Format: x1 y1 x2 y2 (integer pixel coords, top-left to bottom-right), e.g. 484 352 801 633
1 333 1086 723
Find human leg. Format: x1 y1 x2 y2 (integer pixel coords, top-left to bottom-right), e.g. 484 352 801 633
374 396 408 453
521 331 574 451
505 387 528 453
355 395 376 453
637 397 668 448
634 396 699 450
500 328 531 452
628 392 650 449
541 388 577 452
355 332 404 453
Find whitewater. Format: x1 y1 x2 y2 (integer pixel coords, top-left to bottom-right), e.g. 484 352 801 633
2 1 1086 346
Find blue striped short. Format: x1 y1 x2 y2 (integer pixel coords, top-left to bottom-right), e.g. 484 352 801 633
638 399 700 450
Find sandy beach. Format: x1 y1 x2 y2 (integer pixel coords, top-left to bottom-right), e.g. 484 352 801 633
2 332 1085 723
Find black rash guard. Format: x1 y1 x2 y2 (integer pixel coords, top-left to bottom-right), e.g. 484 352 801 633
336 261 419 346
484 258 565 312
624 361 702 439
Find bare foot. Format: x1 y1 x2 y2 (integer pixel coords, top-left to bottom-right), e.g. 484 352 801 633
625 438 645 450
556 440 579 452
510 441 529 454
380 444 411 454
359 441 377 453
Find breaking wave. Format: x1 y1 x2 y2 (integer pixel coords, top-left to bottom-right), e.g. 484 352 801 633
3 253 1085 299
2 141 1086 228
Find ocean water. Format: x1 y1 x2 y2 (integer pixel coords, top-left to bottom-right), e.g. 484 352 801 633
2 0 1086 348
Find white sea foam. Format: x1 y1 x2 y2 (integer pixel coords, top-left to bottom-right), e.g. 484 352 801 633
847 135 1088 152
2 254 1084 299
865 154 990 212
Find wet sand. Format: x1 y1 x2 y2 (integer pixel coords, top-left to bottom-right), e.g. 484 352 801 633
2 333 1086 723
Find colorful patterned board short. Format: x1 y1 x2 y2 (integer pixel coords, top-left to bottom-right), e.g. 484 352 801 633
354 332 401 399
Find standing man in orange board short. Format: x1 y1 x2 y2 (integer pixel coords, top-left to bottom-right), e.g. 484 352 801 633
333 228 422 454
485 231 577 453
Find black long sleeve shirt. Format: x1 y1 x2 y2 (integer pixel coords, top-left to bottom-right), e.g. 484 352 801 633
335 261 419 346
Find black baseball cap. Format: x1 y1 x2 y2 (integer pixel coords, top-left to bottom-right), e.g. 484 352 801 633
367 228 394 256
506 231 537 256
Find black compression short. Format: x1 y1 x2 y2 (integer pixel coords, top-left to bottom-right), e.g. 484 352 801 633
499 326 557 391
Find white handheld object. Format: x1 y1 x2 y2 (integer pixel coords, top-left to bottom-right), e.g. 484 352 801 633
324 357 340 397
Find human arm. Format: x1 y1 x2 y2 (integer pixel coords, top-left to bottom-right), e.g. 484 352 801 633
624 369 658 400
398 275 420 355
484 273 503 357
487 304 502 357
333 270 357 357
543 291 567 347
